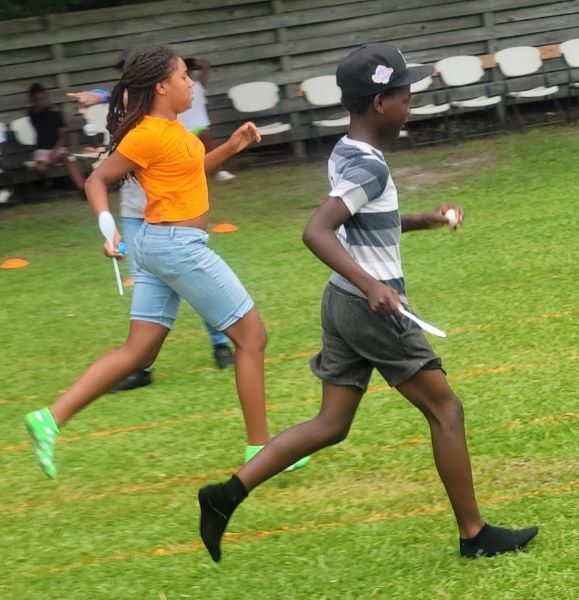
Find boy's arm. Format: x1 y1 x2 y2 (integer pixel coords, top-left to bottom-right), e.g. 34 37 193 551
401 203 464 232
303 196 401 315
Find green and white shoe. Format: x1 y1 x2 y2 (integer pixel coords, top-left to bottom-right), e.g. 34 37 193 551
245 444 311 472
24 408 59 479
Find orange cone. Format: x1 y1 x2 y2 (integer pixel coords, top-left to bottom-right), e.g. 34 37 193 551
1 258 30 269
212 223 238 233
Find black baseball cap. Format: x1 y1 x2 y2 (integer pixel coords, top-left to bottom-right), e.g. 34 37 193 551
336 42 432 98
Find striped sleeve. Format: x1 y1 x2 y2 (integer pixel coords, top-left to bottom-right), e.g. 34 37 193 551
330 155 390 215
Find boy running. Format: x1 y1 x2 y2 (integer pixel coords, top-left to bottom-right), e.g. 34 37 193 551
197 42 538 561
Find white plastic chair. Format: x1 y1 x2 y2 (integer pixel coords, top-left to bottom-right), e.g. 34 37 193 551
405 64 452 145
10 117 37 168
435 55 503 137
300 75 349 153
227 82 291 136
10 116 37 146
494 46 563 128
560 39 579 120
301 75 350 128
78 103 110 152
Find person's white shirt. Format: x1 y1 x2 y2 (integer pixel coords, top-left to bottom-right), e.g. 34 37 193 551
178 82 210 131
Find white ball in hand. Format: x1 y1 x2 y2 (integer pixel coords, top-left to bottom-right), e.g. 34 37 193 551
444 208 459 229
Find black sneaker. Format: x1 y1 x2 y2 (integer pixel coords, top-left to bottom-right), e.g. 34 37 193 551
108 369 153 393
213 344 234 369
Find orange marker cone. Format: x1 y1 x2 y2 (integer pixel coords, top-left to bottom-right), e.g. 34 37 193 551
1 258 30 269
212 223 238 233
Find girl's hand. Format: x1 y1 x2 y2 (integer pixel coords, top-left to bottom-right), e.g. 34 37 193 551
227 122 261 154
102 231 125 259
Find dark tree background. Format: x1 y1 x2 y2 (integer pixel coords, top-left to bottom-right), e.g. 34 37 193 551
0 0 159 20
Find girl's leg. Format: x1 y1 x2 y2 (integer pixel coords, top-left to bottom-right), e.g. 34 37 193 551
223 307 269 446
198 382 363 562
25 320 169 479
50 320 169 427
395 368 483 539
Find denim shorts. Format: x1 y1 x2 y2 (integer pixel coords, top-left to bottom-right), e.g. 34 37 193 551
130 224 254 330
310 283 443 390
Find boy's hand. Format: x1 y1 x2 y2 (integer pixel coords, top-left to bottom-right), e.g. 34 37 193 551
423 203 464 230
366 281 401 315
227 122 261 154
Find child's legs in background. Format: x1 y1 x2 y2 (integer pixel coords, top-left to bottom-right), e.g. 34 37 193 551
237 382 363 490
120 216 144 279
204 320 229 348
64 156 85 190
50 319 170 427
396 368 483 538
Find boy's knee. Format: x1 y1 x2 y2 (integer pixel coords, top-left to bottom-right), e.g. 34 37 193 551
317 419 351 446
421 393 464 429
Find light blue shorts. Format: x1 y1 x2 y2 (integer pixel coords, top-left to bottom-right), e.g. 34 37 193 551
131 224 254 331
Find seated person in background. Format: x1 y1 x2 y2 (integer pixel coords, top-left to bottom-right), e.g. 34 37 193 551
28 83 85 194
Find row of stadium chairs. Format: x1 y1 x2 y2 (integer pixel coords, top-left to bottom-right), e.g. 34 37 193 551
226 40 579 146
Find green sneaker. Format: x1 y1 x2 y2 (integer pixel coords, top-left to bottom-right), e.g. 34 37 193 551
24 408 59 479
244 444 311 472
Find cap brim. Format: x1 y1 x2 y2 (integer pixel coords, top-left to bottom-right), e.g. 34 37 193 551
397 64 433 86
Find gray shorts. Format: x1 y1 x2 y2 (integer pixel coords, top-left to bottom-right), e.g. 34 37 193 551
310 283 443 391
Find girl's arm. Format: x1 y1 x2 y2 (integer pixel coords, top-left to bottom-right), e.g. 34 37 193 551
204 122 261 174
85 151 141 257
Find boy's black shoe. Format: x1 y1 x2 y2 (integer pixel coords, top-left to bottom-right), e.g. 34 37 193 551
460 523 538 558
108 369 153 393
198 476 248 562
213 344 234 369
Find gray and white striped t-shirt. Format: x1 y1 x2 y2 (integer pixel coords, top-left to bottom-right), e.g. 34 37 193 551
328 136 406 300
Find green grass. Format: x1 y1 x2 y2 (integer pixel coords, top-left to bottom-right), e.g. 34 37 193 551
1 127 578 599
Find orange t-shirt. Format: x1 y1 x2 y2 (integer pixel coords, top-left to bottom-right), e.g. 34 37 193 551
117 115 208 223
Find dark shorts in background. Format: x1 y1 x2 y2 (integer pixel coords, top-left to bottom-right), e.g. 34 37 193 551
310 283 443 391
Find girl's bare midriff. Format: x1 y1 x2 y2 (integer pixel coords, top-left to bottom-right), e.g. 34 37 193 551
154 211 209 229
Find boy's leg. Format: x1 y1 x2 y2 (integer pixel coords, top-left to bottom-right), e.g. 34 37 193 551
396 368 538 556
25 320 169 478
198 382 363 561
396 368 483 538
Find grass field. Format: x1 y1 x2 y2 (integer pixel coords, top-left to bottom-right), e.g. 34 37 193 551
1 127 578 600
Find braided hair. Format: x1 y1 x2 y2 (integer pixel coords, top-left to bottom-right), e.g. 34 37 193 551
107 45 179 153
